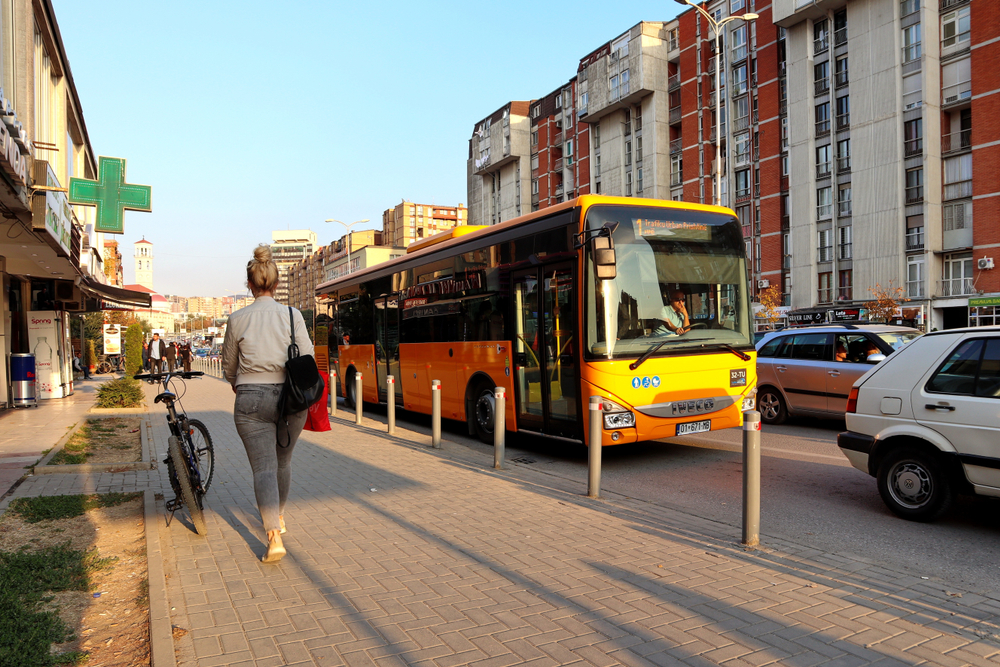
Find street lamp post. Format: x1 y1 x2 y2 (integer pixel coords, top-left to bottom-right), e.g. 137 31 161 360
324 218 370 277
673 0 758 206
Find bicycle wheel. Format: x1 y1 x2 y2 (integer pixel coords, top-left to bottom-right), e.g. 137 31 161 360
168 435 207 535
186 419 215 494
97 361 112 375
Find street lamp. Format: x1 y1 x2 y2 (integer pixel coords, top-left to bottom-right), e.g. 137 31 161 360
673 0 758 206
324 218 370 276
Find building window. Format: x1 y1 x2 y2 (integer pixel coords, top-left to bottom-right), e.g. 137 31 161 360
781 116 788 151
838 185 852 217
565 140 573 165
818 271 833 303
531 105 540 119
531 179 538 195
593 123 600 147
733 96 750 131
942 252 973 297
625 170 633 197
943 201 971 234
835 95 850 131
902 24 921 63
595 155 601 177
733 64 748 96
531 131 538 146
901 0 918 18
735 169 750 199
610 74 619 101
814 61 829 95
906 215 924 251
814 19 829 53
735 132 750 166
732 25 747 62
636 136 643 162
782 154 789 176
942 7 971 50
942 57 972 105
637 167 643 193
838 225 852 260
817 186 833 219
944 154 972 200
621 69 630 96
905 167 923 204
835 56 849 88
816 144 831 179
731 0 745 12
818 229 833 262
902 73 922 110
815 102 830 136
833 9 847 47
838 269 853 301
531 154 539 170
625 140 632 166
671 153 682 186
837 139 851 172
903 118 922 157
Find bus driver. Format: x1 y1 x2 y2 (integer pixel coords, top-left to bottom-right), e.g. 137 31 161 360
655 289 691 336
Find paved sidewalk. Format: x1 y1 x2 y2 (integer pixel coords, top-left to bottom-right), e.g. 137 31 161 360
8 375 1000 666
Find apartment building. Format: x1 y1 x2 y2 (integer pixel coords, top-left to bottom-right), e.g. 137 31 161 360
270 230 317 305
467 102 532 226
288 245 332 315
529 81 590 210
382 202 468 247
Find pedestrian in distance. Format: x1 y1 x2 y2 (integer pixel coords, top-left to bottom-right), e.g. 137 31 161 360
142 341 150 371
223 244 313 563
165 341 177 371
148 333 167 374
180 341 192 373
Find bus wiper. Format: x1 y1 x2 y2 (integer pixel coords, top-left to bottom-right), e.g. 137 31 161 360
630 341 667 370
702 343 751 361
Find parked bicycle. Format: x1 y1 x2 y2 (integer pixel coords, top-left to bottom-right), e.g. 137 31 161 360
95 354 125 375
134 370 215 535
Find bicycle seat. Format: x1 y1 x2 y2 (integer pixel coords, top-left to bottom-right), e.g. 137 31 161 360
154 391 176 404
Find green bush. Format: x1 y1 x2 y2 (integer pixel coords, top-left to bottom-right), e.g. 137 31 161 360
86 339 97 368
95 377 143 408
125 323 143 377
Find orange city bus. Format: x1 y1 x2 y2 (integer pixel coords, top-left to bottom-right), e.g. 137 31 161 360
314 195 757 447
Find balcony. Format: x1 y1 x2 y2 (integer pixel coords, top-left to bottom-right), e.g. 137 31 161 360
670 106 682 124
904 138 923 158
834 28 848 48
905 185 923 205
553 157 564 172
835 70 849 88
906 228 924 251
816 120 831 137
815 36 829 54
735 151 750 168
907 280 925 298
938 278 975 297
940 0 970 8
942 129 971 155
942 82 972 108
551 130 564 145
733 115 750 133
944 179 972 200
943 221 972 251
817 163 832 179
838 200 852 217
902 43 922 65
817 204 833 219
668 73 680 91
733 45 747 63
836 113 850 131
670 138 683 154
555 183 564 197
837 156 852 172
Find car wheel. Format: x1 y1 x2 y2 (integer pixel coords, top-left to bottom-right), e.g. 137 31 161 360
877 448 953 522
757 387 787 425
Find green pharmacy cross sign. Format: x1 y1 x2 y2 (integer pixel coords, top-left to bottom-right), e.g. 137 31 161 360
68 156 151 234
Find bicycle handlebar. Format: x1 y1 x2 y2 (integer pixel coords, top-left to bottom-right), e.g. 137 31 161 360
133 371 205 381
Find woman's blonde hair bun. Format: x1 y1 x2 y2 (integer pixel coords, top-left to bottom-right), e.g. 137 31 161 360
247 243 279 293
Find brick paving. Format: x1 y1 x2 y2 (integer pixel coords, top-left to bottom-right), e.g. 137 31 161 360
4 375 1000 666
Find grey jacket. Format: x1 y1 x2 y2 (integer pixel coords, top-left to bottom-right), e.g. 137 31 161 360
222 296 314 387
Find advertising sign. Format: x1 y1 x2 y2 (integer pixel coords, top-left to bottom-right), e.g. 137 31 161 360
103 324 122 355
27 311 64 399
31 161 74 256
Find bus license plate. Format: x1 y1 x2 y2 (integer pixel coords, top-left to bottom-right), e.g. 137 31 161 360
676 420 711 435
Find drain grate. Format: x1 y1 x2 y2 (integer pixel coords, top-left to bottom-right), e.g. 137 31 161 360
509 457 536 464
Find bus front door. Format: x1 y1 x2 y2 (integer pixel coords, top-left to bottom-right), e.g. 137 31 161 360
374 296 401 402
513 263 579 438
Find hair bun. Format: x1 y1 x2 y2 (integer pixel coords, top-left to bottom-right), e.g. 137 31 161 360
253 244 272 264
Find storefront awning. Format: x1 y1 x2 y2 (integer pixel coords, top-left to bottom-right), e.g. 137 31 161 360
79 276 151 308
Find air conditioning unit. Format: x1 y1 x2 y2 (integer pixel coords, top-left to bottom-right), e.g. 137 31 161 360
978 257 995 270
757 279 770 289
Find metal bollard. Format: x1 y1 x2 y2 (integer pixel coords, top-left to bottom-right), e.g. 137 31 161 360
387 375 396 435
355 373 363 425
329 369 337 420
742 410 761 547
493 387 506 469
431 379 441 448
588 396 603 498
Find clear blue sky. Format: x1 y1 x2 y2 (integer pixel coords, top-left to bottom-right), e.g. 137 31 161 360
54 1 684 297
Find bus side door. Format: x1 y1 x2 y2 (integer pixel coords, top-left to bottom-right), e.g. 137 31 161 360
373 296 402 402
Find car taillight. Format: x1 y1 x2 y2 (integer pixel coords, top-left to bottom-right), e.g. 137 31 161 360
846 387 859 414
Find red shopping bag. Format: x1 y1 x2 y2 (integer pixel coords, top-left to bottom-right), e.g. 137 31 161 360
303 374 331 432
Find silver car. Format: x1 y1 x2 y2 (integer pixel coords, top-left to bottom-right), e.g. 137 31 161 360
755 324 922 424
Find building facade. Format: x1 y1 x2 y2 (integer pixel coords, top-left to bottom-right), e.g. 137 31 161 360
467 0 998 331
382 202 468 248
467 102 532 226
270 230 317 305
529 80 591 211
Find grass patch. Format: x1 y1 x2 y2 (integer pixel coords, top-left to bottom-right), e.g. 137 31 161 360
0 542 116 666
7 493 143 524
94 377 143 409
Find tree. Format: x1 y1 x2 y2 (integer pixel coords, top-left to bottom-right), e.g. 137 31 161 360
125 323 144 376
758 284 785 329
864 281 909 323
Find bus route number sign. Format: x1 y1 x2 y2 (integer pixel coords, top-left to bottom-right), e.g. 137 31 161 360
730 369 747 387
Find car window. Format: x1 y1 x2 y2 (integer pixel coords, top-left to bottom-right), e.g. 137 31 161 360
876 331 922 351
975 339 1000 398
779 333 832 361
926 339 983 395
757 336 783 358
837 334 873 363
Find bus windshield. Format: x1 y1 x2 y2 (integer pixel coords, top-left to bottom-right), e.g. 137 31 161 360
584 205 752 359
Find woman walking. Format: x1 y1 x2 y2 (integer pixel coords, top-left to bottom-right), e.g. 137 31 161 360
222 245 313 563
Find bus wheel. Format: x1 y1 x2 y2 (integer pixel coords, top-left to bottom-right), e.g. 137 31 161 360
473 382 496 444
344 368 358 410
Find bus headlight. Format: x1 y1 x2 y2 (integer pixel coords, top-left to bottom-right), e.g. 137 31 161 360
741 387 757 412
602 399 636 429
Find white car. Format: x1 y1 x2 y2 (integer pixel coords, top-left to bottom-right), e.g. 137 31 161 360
838 326 1000 521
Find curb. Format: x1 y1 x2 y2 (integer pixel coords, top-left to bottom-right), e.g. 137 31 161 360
144 489 175 667
32 419 84 468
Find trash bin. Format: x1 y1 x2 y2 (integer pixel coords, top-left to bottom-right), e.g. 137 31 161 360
10 353 37 408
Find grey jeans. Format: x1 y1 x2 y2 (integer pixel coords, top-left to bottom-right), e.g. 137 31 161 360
233 384 308 533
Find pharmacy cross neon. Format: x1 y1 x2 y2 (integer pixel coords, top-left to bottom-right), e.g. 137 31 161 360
68 156 151 234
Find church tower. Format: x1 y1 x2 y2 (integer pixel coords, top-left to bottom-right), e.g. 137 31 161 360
134 238 154 290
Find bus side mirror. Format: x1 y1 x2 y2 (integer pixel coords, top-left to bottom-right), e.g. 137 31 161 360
592 234 616 280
